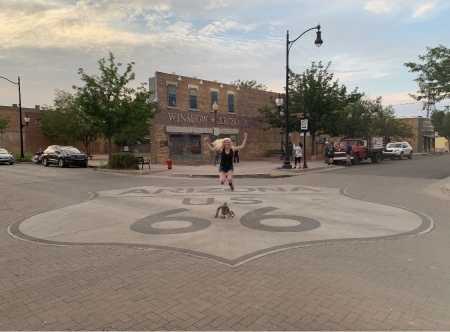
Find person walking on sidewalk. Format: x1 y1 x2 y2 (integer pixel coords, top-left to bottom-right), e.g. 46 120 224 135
204 133 248 191
293 143 303 169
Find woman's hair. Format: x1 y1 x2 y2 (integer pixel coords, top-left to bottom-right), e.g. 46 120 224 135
212 137 233 150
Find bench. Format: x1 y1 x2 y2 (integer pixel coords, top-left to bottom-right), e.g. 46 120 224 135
267 149 283 157
135 156 150 169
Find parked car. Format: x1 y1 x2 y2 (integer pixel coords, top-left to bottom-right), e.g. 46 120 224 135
42 145 88 168
0 148 15 165
382 142 413 160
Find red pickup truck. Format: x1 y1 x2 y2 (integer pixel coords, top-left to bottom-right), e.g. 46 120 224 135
333 137 385 165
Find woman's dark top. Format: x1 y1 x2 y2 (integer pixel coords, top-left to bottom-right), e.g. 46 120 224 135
220 148 234 169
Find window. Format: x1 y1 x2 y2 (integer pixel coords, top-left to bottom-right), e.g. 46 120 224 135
189 87 198 110
169 134 202 156
210 90 218 111
35 119 41 127
228 93 235 113
167 84 177 107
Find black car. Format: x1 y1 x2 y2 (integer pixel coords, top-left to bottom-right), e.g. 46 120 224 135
42 145 88 168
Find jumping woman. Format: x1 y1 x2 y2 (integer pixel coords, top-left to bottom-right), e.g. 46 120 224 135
204 133 248 191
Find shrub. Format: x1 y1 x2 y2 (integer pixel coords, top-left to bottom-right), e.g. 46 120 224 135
11 150 33 162
109 152 138 170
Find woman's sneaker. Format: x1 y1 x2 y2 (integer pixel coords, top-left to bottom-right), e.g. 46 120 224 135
229 183 234 191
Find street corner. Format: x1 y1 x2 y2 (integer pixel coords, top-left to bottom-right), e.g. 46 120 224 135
9 185 433 266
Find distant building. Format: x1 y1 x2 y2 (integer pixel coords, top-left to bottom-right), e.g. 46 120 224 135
398 117 436 153
148 72 282 164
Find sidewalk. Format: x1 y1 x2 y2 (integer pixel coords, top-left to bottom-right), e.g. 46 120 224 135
89 155 332 178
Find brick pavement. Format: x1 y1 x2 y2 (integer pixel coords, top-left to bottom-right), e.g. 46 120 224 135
1 155 450 330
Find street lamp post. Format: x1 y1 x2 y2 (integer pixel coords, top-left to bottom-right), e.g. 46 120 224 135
275 94 285 160
212 101 219 166
415 77 432 118
0 75 27 159
282 25 323 169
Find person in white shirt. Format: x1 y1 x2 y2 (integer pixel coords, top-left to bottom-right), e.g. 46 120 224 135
293 143 303 169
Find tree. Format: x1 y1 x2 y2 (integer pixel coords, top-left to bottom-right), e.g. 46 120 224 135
0 113 10 134
404 45 450 104
289 61 362 154
431 108 450 148
41 90 101 154
340 97 414 141
231 79 267 91
113 83 156 153
74 52 158 160
0 113 10 147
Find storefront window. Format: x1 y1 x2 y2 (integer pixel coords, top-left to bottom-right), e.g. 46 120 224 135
169 134 202 156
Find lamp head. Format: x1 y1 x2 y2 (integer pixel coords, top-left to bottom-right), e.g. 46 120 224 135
24 114 30 126
275 94 284 107
212 101 219 112
315 28 323 47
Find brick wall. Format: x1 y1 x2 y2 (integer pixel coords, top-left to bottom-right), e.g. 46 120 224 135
149 72 287 163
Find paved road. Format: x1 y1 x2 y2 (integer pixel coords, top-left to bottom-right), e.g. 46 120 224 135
1 154 450 330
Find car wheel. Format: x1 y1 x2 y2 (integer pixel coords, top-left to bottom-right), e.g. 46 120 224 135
408 151 413 159
9 162 14 165
398 152 403 160
58 158 65 168
82 162 88 168
352 154 360 165
43 157 49 166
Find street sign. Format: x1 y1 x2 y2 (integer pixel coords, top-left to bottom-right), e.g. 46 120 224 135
300 119 308 131
213 127 220 136
296 113 304 118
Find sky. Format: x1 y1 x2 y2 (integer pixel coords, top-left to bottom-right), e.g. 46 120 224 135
1 0 449 118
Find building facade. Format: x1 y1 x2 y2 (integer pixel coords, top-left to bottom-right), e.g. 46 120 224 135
398 117 436 153
148 72 283 164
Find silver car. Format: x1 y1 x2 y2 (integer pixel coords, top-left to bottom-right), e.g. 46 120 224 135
0 148 15 165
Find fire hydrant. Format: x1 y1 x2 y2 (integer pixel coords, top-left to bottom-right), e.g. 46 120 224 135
167 158 172 169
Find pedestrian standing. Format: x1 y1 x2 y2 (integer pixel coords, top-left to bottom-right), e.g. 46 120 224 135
346 142 352 166
293 143 302 169
204 133 248 191
327 142 335 165
233 149 239 165
324 142 330 164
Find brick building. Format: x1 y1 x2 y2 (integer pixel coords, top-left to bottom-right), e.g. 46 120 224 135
0 104 54 154
398 117 436 153
148 72 284 164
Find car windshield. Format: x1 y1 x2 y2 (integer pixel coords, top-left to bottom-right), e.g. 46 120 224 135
387 143 402 148
339 141 356 147
0 148 8 153
62 147 81 154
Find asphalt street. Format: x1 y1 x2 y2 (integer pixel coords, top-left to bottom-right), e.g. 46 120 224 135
1 154 450 330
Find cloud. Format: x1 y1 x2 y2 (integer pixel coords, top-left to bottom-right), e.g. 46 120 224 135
363 0 402 14
363 0 442 19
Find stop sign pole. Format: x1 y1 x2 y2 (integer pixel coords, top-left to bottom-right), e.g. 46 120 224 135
300 117 309 169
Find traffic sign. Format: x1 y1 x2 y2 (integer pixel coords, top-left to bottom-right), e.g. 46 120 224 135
300 119 308 131
213 127 220 136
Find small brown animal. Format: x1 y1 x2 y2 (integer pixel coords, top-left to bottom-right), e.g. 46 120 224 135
215 202 235 219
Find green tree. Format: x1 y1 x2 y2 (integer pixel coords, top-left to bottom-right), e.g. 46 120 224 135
289 61 362 154
41 90 101 154
0 113 10 134
0 113 10 147
114 83 156 153
431 108 450 148
231 79 267 91
404 45 450 104
74 52 158 160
